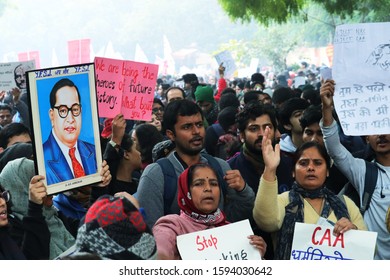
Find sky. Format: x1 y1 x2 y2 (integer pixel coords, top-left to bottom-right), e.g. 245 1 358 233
0 0 258 74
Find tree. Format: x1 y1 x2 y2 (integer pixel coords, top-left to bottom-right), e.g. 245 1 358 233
218 0 390 26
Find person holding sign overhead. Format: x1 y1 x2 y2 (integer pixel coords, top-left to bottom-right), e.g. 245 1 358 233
253 127 366 260
43 78 97 185
320 79 390 260
152 163 267 260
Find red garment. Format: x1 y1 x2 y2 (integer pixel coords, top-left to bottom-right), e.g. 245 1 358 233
177 165 228 227
213 78 227 103
101 118 113 138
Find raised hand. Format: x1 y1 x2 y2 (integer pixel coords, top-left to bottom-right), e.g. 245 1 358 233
320 79 336 126
111 113 126 145
261 126 280 173
320 79 335 110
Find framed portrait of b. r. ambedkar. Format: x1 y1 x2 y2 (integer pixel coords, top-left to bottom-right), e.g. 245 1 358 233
27 63 102 195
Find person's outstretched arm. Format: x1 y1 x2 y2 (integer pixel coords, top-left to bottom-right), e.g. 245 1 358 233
320 79 336 127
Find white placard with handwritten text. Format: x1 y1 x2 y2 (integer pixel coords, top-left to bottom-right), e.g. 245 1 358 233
333 22 390 136
177 219 261 260
290 222 377 260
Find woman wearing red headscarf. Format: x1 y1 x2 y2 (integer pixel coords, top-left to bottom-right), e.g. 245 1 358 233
152 162 266 260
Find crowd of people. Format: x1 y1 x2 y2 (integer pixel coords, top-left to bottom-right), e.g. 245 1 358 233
0 62 389 260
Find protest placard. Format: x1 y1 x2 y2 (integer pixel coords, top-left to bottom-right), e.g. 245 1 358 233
214 50 237 80
294 76 306 88
94 57 158 121
176 219 261 260
0 60 35 91
290 222 377 260
333 22 390 135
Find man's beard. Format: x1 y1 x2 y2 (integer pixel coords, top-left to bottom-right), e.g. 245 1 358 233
175 141 203 156
246 136 277 155
246 139 262 155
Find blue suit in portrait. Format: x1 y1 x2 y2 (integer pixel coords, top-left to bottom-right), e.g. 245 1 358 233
43 131 97 185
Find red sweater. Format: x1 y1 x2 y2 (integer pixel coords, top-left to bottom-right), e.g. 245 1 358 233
214 77 227 103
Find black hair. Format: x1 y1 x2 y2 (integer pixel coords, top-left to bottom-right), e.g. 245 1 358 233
301 89 321 106
243 90 260 105
218 106 238 132
49 78 81 108
219 92 240 111
120 133 135 152
153 97 164 108
250 73 265 90
293 141 331 171
236 101 277 133
162 99 203 134
278 97 309 127
0 103 13 114
236 81 245 90
187 163 218 189
161 83 170 91
0 123 31 149
135 123 163 165
299 105 322 131
271 86 294 105
220 87 236 96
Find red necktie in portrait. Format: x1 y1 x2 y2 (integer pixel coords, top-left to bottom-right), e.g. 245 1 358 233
69 147 85 178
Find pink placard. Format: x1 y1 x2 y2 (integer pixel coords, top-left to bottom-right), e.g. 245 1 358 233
80 39 91 63
29 51 41 69
94 57 158 121
18 52 29 62
68 40 80 65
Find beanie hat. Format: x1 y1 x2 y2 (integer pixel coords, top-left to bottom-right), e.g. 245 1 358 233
152 140 175 162
194 85 215 104
75 195 157 260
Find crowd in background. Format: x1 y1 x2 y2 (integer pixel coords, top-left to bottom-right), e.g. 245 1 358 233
0 61 389 260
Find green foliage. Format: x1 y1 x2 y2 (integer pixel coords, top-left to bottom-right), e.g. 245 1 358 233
216 0 390 73
254 24 301 72
218 0 390 25
311 0 390 22
218 0 306 25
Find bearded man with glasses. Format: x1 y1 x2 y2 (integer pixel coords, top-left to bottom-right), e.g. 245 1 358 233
43 78 97 185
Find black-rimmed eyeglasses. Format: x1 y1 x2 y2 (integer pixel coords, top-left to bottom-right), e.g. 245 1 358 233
0 190 10 203
53 103 82 118
152 107 164 114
